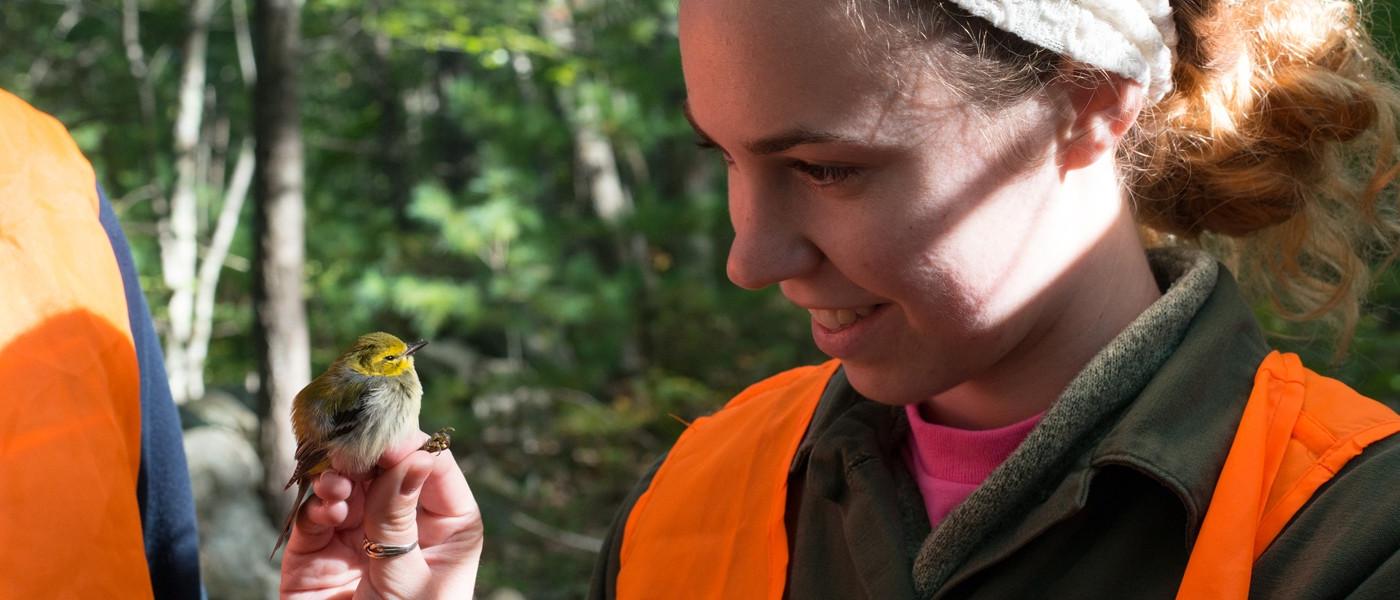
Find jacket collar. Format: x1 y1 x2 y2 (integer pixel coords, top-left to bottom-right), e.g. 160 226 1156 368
1088 256 1269 546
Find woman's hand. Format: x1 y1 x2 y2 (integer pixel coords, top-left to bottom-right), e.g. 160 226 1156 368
279 431 483 599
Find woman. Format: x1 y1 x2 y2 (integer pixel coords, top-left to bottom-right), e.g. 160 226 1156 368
588 0 1400 598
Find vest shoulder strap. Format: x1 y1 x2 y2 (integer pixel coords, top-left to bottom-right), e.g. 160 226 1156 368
1178 351 1400 599
0 89 152 597
617 360 840 600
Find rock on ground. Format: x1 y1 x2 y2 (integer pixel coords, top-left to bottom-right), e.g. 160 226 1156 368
185 418 280 600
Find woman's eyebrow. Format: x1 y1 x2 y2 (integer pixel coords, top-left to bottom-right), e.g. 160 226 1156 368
682 100 862 155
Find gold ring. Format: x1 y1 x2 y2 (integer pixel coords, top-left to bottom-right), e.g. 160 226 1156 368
362 537 418 559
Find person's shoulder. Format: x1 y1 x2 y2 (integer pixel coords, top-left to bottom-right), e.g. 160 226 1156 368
0 87 55 126
1252 429 1400 597
1320 428 1400 502
0 88 90 164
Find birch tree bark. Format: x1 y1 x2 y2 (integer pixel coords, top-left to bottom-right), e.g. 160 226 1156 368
188 140 254 399
540 0 653 372
162 0 217 404
185 0 261 401
253 0 310 516
539 0 633 225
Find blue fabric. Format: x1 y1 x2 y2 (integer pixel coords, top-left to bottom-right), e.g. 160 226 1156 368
98 187 204 599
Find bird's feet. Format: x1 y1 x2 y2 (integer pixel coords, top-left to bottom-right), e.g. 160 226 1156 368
420 427 454 454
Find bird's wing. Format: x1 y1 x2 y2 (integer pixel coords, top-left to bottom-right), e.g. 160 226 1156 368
327 394 369 442
284 371 368 488
285 443 328 490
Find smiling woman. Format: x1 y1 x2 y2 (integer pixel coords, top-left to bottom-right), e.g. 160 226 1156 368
680 0 1159 428
583 0 1400 598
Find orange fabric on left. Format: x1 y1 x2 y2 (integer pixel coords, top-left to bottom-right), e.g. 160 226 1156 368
617 360 841 600
1177 351 1400 599
0 89 152 597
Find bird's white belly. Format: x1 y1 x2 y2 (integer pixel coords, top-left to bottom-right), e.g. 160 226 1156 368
328 376 421 475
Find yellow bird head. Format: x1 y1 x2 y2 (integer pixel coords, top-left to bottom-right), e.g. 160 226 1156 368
342 331 427 378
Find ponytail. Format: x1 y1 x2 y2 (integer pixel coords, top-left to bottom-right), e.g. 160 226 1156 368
1124 0 1400 351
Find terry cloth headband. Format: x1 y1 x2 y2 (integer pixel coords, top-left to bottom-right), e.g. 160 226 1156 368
946 0 1179 102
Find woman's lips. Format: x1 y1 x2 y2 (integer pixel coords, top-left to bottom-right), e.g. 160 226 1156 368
808 303 891 359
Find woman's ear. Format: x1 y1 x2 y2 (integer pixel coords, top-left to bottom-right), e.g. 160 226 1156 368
1056 69 1145 173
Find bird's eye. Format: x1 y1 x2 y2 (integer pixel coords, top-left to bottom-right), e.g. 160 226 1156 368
384 354 398 362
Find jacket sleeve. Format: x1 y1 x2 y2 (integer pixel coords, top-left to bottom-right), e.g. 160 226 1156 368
588 454 667 600
98 187 205 599
1347 551 1400 600
1250 433 1400 599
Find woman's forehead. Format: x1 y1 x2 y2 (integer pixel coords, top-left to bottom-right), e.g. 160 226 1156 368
677 0 955 148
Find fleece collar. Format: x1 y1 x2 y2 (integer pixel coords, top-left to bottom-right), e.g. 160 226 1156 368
1086 252 1270 542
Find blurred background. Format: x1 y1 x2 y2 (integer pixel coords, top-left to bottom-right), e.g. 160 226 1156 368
3 1 1400 598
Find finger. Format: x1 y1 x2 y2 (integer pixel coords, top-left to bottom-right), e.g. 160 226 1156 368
286 495 336 554
413 448 483 550
330 482 368 557
415 451 483 597
303 494 350 529
281 493 362 598
362 450 434 597
342 479 366 530
378 430 432 469
420 448 475 517
313 470 353 503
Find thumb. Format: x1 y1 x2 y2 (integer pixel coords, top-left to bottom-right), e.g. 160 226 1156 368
362 450 434 598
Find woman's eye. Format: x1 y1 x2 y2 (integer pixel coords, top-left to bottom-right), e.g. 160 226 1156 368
789 160 859 186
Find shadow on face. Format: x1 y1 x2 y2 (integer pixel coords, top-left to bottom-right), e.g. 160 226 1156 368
676 0 1158 422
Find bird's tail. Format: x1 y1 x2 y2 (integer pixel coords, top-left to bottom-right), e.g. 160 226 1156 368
270 480 313 560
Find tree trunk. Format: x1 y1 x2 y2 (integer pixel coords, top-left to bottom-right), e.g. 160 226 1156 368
540 0 651 373
162 0 217 404
539 0 632 225
253 0 310 519
185 0 261 402
188 139 254 399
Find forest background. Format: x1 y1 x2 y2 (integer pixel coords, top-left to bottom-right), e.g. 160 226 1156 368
3 1 1400 598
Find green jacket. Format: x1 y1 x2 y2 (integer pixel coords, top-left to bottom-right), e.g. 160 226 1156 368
590 250 1400 598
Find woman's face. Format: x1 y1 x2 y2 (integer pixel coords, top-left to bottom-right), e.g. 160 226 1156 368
679 0 1100 405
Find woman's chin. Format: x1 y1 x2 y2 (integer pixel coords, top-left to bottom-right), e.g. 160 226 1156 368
841 361 944 407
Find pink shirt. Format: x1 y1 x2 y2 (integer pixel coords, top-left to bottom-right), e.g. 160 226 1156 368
902 405 1044 528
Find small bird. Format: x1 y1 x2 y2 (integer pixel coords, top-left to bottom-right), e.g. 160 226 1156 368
270 331 451 558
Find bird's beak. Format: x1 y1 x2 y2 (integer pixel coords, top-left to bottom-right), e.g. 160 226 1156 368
404 340 429 357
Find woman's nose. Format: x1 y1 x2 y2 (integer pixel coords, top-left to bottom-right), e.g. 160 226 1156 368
725 178 821 290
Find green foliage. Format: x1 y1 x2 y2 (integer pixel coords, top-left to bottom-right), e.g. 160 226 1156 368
1263 269 1400 405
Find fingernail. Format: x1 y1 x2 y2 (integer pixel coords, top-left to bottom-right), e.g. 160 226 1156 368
401 464 430 496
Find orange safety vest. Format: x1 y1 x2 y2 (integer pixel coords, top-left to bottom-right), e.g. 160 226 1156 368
0 90 153 596
617 352 1400 599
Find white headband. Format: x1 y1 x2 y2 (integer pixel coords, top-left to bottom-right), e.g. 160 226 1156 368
946 0 1179 102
